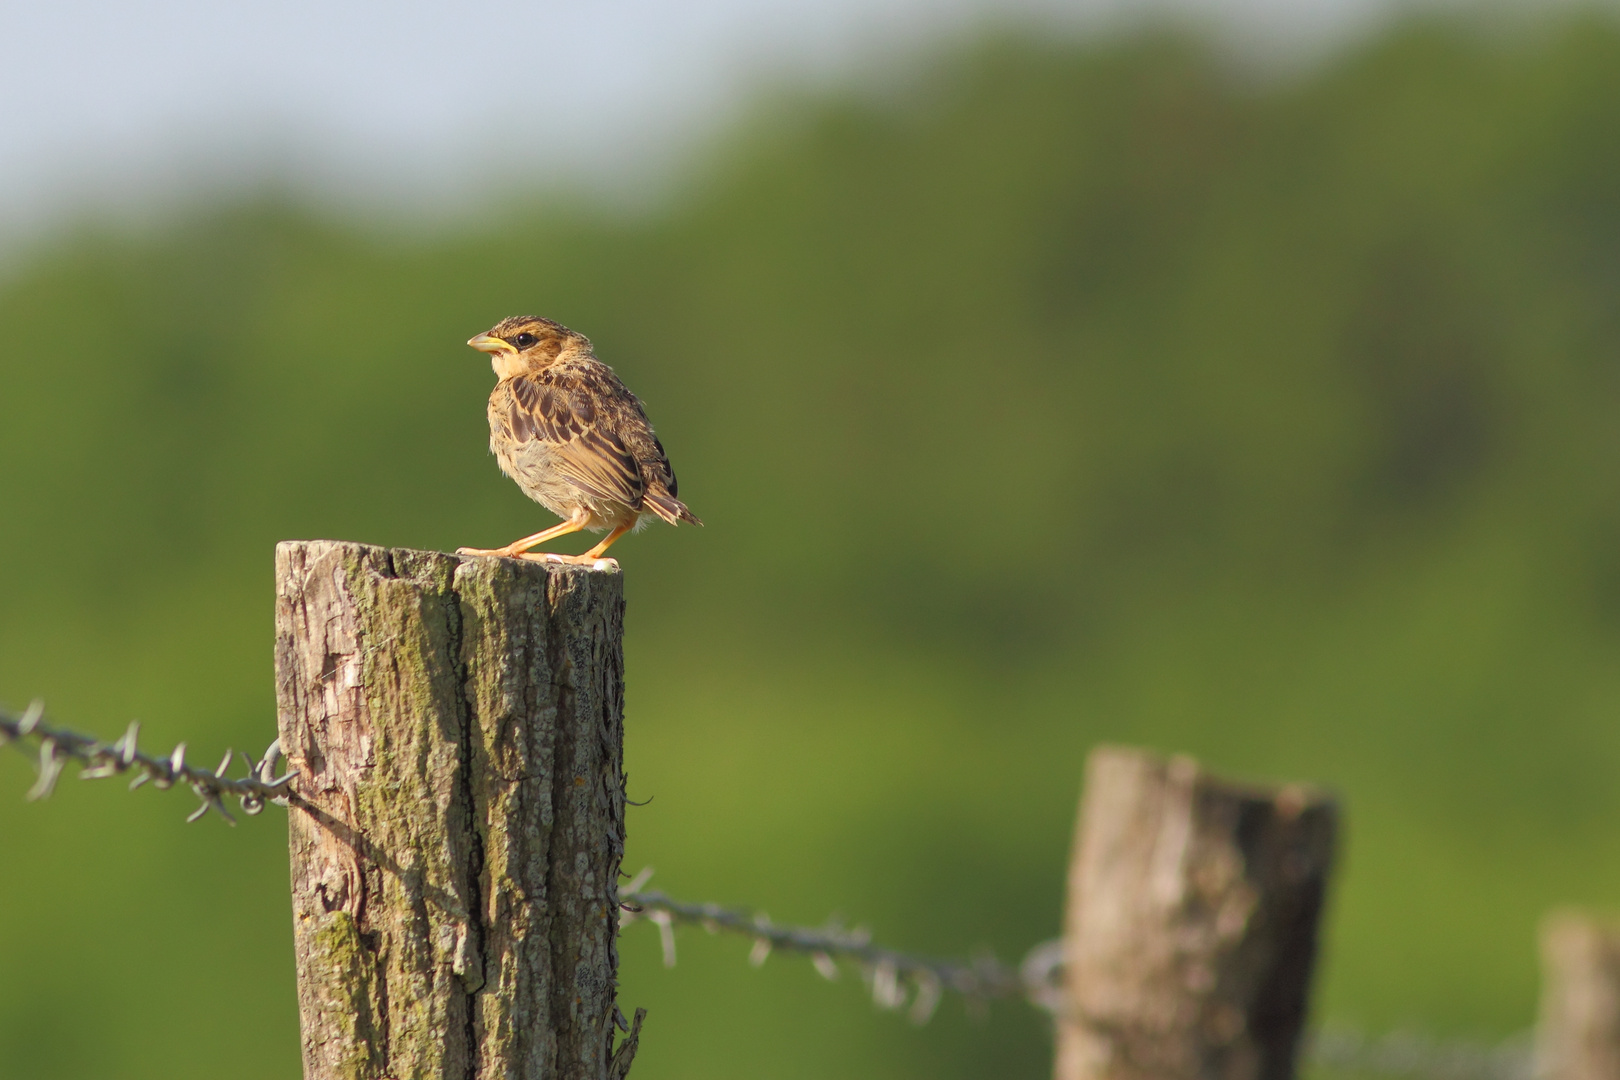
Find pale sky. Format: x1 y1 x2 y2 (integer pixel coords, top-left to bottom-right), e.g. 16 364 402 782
0 0 1527 245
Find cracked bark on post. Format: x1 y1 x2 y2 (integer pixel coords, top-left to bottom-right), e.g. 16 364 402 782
1054 747 1337 1080
274 540 633 1080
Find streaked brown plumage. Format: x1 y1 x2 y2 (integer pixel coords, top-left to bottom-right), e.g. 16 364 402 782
457 316 700 565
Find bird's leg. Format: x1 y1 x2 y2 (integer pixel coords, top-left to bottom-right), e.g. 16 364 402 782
505 519 586 555
535 523 633 566
582 523 632 559
457 518 585 558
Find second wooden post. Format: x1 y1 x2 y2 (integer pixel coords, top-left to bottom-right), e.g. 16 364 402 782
1055 747 1337 1080
274 540 635 1080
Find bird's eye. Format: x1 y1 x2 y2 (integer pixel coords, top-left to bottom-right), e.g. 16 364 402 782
514 332 538 349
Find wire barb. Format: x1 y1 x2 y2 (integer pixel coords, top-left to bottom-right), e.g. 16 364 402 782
1 700 295 823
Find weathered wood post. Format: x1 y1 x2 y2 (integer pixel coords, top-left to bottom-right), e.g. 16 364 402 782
1536 911 1620 1080
274 540 638 1080
1054 747 1337 1080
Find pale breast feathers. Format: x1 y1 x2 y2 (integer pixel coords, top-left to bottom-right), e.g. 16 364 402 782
495 371 648 510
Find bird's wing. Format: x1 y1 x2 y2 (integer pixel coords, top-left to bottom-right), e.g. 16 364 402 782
636 436 696 526
501 372 647 509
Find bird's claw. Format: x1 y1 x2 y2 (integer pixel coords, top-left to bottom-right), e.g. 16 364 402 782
517 552 619 570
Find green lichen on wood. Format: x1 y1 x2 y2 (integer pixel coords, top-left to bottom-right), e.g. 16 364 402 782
457 556 559 1075
307 910 386 1080
353 553 476 1079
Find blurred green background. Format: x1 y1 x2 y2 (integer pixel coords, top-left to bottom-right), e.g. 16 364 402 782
5 10 1620 1078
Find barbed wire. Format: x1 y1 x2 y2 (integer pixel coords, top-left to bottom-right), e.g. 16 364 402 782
0 709 1542 1080
0 700 295 824
620 869 1058 1025
620 870 1536 1080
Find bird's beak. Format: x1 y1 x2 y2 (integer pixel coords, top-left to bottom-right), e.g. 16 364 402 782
467 332 518 355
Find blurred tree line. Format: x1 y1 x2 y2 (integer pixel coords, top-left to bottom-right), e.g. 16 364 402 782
5 12 1620 1079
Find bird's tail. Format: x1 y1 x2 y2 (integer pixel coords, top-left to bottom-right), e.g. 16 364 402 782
644 490 703 527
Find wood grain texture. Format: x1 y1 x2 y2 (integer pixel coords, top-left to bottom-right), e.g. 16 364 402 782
274 540 630 1080
1538 911 1620 1080
1054 747 1337 1080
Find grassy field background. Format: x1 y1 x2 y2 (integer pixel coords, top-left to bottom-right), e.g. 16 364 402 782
6 12 1620 1078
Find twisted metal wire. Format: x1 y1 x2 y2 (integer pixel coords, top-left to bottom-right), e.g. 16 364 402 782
0 710 1542 1079
0 699 295 824
620 870 1059 1025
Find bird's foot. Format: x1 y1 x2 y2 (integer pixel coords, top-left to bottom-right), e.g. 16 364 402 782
456 545 524 558
517 551 619 570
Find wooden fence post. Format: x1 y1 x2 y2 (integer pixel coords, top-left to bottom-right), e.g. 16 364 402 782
1536 911 1620 1080
274 540 636 1080
1054 747 1337 1080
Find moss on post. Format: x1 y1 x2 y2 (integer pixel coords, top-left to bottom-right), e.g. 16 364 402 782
275 540 631 1080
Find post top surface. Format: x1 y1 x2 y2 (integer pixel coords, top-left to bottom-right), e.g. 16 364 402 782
275 538 623 576
1084 743 1336 812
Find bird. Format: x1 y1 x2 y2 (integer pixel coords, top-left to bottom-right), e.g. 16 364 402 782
457 315 701 566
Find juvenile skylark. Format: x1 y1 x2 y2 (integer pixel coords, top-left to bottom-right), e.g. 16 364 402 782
459 316 701 565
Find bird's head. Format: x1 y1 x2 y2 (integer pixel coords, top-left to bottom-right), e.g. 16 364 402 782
467 316 591 379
